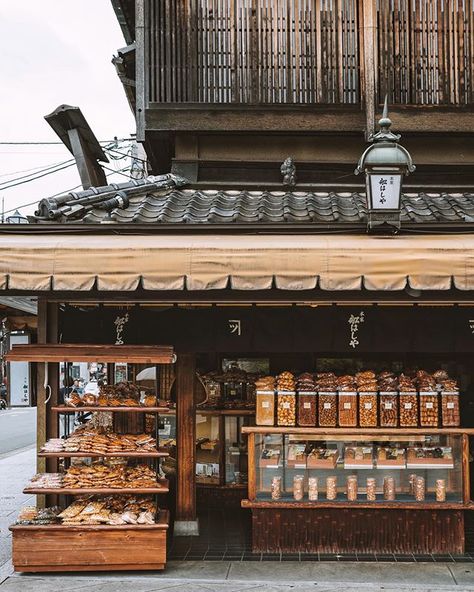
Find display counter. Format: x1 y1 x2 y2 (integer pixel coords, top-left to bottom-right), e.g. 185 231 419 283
241 427 473 553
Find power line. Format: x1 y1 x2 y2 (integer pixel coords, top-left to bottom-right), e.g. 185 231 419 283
2 167 132 216
103 145 147 164
0 161 73 179
0 161 77 191
0 159 76 189
0 138 136 145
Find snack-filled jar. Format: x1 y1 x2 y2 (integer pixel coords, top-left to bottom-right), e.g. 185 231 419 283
419 391 439 427
399 392 418 427
293 475 304 501
256 391 275 426
318 392 337 427
338 392 357 427
297 392 317 427
277 391 296 426
441 391 460 427
359 392 378 427
379 392 398 427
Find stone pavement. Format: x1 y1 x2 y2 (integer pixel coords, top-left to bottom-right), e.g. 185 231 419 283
1 449 474 591
1 561 474 592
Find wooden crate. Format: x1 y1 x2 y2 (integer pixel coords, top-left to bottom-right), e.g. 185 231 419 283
10 511 169 572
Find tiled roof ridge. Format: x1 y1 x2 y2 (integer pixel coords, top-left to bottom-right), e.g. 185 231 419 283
27 181 474 225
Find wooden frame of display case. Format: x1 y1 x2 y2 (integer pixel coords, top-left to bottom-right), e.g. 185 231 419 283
241 427 474 554
7 344 174 573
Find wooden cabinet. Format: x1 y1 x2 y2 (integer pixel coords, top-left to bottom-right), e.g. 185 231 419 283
241 427 474 553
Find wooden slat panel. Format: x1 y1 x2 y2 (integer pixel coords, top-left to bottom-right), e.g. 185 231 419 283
249 508 464 553
145 0 360 105
377 0 474 106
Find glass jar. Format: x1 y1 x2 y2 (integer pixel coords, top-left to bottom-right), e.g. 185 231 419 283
435 478 446 502
308 477 318 501
347 475 358 501
359 392 378 427
415 476 425 501
277 392 296 426
383 476 395 501
338 392 357 427
271 476 282 500
318 392 337 427
419 392 439 427
256 391 275 426
293 475 304 501
441 392 460 427
326 475 337 500
399 392 418 427
408 473 417 496
379 392 398 427
366 477 376 501
297 392 317 427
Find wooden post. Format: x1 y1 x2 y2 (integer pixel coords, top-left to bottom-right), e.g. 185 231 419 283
360 0 377 138
175 352 198 535
36 301 59 506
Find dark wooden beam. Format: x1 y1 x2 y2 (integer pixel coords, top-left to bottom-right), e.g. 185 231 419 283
175 352 198 533
145 106 365 133
360 0 377 137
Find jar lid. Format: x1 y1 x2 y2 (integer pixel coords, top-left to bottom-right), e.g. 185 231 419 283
318 391 337 395
441 391 459 395
297 391 316 396
277 390 296 395
338 391 357 395
256 390 275 395
379 391 398 395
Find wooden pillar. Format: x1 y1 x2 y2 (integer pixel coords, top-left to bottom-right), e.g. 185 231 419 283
360 0 377 138
175 352 198 535
36 301 59 506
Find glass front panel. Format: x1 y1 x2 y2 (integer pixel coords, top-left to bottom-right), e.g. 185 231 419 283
196 414 221 484
254 433 463 504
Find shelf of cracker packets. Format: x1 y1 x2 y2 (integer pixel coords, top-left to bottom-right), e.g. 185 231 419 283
255 370 460 428
14 496 166 527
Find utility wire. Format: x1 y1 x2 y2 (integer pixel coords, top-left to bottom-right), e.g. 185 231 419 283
0 161 77 191
0 161 74 179
103 145 147 164
0 139 135 145
2 167 132 216
0 159 76 189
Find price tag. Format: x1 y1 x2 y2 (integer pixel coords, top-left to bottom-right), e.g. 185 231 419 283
282 402 290 409
364 403 372 410
323 403 331 409
303 402 311 409
447 402 455 409
426 402 434 409
404 403 412 410
384 403 393 410
262 401 270 409
343 403 351 410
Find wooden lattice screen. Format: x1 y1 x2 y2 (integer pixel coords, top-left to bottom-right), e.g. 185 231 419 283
377 0 474 105
146 0 360 104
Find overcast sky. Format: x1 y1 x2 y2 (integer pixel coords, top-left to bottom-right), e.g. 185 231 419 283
0 1 136 217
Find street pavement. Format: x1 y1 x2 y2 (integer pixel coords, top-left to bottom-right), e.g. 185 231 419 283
0 408 36 457
1 427 474 590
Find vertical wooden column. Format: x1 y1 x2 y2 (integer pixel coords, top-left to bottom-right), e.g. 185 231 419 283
175 352 198 535
36 300 59 506
360 0 377 137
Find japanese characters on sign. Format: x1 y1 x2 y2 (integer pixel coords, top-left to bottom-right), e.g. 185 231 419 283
114 312 129 345
348 311 365 349
369 174 401 209
229 319 241 336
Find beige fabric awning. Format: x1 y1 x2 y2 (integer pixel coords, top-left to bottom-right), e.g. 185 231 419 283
0 233 474 292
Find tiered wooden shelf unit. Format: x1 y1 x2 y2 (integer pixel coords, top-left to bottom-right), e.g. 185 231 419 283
8 344 174 573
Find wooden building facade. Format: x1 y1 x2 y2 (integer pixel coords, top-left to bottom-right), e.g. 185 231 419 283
113 0 474 186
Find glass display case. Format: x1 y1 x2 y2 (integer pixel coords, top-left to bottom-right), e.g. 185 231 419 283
246 429 467 505
196 411 253 486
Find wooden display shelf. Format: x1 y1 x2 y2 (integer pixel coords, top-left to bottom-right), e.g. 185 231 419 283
38 450 170 458
23 478 169 495
5 344 175 364
52 406 169 413
242 427 474 435
241 499 474 511
10 510 169 572
196 408 256 416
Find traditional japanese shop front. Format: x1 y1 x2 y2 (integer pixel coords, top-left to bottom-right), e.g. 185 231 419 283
2 228 474 568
